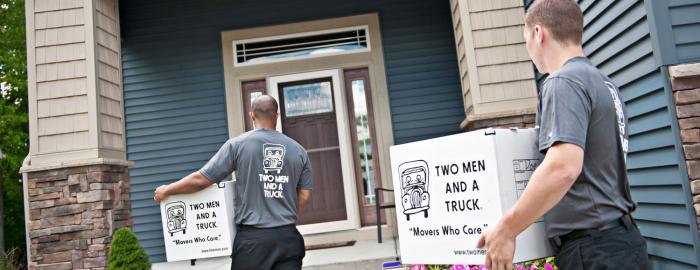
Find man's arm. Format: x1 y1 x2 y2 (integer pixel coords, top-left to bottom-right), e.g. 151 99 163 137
297 189 312 213
477 142 583 269
154 171 214 203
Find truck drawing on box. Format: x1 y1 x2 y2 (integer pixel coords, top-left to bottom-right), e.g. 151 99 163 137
399 160 430 221
166 201 187 236
263 143 286 174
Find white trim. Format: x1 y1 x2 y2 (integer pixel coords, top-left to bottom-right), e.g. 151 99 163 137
234 25 371 67
220 13 398 240
267 69 360 235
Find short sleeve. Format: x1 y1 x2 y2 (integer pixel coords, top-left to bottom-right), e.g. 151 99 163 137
297 153 313 190
199 139 238 183
538 77 591 153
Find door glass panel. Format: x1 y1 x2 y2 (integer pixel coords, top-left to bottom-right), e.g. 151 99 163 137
250 91 263 104
351 79 376 205
282 81 334 117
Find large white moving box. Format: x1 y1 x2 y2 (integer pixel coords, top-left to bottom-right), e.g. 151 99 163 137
160 182 235 262
390 128 554 265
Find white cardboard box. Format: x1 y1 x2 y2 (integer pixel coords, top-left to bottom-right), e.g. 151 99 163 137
160 182 236 262
390 128 554 265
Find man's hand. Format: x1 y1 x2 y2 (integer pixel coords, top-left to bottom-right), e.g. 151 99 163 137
475 142 583 270
477 220 516 270
154 185 170 203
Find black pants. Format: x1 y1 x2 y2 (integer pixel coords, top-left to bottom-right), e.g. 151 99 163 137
231 224 305 270
554 224 650 269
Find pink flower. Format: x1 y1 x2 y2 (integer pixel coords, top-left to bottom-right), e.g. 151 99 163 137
449 265 467 270
516 264 526 270
530 264 538 270
478 265 489 270
409 265 427 270
544 263 554 270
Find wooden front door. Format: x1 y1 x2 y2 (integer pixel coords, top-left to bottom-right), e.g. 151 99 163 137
278 78 347 225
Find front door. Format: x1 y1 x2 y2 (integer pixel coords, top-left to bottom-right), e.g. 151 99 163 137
267 70 358 234
278 78 348 225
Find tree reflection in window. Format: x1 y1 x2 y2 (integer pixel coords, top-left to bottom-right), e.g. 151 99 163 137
351 79 376 205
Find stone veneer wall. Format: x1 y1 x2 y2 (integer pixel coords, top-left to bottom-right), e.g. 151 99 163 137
462 114 536 131
669 63 700 228
26 164 131 270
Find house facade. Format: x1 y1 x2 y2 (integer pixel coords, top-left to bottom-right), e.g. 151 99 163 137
19 0 700 269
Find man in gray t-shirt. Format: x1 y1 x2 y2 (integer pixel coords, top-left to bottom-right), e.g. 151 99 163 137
199 124 313 228
477 1 648 270
154 95 312 270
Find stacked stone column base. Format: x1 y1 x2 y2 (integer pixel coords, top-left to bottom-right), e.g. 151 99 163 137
462 114 536 131
670 63 700 229
26 164 131 270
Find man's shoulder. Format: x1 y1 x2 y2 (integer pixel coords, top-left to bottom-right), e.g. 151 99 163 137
278 134 307 153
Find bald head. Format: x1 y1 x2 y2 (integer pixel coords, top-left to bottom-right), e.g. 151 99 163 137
251 95 279 123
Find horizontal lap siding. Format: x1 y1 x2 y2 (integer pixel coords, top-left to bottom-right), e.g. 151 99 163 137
580 0 699 268
668 0 700 62
120 0 461 262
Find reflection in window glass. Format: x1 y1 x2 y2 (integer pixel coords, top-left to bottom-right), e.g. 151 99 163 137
351 80 376 205
250 91 263 104
282 81 334 117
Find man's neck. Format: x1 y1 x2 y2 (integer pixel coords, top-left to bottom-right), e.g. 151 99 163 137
256 123 277 131
545 46 585 74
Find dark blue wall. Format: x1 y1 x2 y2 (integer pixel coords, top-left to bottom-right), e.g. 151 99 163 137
120 0 463 262
580 1 700 269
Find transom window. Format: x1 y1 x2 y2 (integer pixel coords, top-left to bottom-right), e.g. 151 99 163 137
233 26 370 66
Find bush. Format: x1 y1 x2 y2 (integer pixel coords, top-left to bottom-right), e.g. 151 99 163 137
410 258 557 270
108 228 151 270
0 248 25 270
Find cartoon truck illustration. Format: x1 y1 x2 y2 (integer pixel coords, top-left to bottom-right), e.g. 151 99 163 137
166 201 187 236
398 160 430 221
263 143 286 174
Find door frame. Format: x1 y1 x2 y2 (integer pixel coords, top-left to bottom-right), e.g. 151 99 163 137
268 70 359 234
221 14 398 237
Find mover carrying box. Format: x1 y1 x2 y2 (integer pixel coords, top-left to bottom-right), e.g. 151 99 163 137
390 128 554 265
160 182 235 262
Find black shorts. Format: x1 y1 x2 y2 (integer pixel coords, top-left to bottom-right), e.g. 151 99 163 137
231 224 305 270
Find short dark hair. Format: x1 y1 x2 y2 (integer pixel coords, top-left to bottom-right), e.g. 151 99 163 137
251 95 279 121
525 0 583 46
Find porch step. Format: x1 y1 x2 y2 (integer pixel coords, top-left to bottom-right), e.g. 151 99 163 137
302 257 397 270
302 238 400 269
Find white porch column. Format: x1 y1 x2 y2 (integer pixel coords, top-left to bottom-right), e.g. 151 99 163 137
449 0 538 130
22 1 131 269
24 0 126 168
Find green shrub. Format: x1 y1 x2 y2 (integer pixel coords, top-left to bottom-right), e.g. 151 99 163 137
108 228 151 270
0 248 25 270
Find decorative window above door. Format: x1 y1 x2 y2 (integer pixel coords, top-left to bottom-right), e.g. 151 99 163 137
233 26 370 66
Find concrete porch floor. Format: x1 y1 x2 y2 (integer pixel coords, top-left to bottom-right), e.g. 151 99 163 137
152 238 400 270
303 238 401 269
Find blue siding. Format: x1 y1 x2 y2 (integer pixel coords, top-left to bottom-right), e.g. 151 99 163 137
120 0 462 263
668 0 700 62
580 0 700 268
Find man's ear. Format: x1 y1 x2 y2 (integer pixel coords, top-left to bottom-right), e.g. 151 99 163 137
534 25 545 45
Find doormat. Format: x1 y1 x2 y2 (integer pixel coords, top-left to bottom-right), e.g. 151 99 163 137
305 240 356 251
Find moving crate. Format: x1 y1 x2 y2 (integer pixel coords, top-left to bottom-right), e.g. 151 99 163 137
390 128 554 265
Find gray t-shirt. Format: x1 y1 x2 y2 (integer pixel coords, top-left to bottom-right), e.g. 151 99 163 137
199 128 313 228
536 56 636 238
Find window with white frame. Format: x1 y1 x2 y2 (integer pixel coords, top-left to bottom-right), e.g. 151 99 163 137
233 26 370 66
